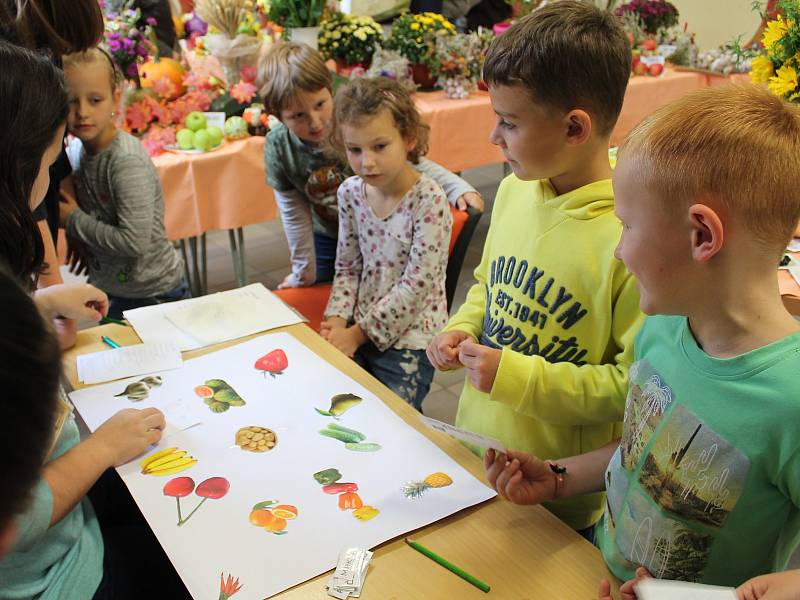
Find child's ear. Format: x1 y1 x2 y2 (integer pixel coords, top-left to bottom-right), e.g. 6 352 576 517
688 203 724 262
113 86 122 109
404 135 417 154
564 109 592 145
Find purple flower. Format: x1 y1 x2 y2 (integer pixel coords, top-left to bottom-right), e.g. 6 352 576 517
146 17 157 26
126 63 139 78
108 39 122 52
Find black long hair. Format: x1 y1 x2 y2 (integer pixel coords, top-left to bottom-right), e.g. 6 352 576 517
0 264 60 529
0 40 67 284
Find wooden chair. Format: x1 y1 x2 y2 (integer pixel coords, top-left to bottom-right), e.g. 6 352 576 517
273 204 482 332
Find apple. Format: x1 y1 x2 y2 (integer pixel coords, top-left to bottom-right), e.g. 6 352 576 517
648 63 664 77
185 111 207 132
642 38 657 52
206 126 223 147
193 128 212 151
633 62 648 76
176 128 195 150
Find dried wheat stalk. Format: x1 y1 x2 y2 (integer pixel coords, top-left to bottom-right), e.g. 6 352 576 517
195 0 253 38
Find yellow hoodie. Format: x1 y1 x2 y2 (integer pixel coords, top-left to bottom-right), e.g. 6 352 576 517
446 175 643 530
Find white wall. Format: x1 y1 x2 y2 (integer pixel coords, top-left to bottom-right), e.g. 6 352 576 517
669 0 762 50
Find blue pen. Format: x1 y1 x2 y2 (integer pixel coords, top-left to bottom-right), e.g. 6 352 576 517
101 336 121 349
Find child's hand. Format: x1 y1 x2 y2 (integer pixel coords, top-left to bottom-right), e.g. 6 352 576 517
598 567 651 600
484 448 555 505
426 331 475 370
320 316 347 339
456 192 484 212
458 340 501 392
66 238 91 276
58 193 80 228
34 282 108 321
325 324 367 358
91 408 165 467
737 569 800 600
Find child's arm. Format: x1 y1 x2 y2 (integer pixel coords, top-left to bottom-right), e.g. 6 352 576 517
63 155 159 257
737 570 800 600
414 157 484 211
43 408 164 526
323 187 361 335
274 189 317 288
465 274 642 426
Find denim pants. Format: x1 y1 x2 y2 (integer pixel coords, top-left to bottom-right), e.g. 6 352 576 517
313 232 338 284
355 342 435 411
106 278 191 320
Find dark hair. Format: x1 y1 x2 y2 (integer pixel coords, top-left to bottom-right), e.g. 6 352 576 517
0 0 104 56
330 77 430 164
483 0 631 135
0 40 68 284
0 264 61 530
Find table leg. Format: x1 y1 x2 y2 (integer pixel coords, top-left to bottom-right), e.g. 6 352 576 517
237 228 247 286
179 239 191 291
200 232 208 295
228 228 248 288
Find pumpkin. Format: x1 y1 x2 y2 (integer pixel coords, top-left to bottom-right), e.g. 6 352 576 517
139 57 186 100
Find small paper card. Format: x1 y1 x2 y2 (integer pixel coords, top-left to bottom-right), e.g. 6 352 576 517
203 111 226 129
77 342 183 384
635 579 737 600
420 415 506 452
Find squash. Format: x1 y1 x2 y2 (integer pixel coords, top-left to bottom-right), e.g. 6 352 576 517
139 57 186 100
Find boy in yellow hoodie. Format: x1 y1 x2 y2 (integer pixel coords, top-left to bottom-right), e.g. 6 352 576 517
427 0 644 533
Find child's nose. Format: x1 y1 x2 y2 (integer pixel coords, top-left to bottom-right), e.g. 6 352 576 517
489 125 504 147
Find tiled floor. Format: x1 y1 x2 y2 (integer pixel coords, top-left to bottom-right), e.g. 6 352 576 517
200 163 505 424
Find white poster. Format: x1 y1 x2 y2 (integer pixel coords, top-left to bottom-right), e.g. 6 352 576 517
70 332 495 599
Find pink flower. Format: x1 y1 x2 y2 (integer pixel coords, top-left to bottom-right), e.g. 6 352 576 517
239 64 257 84
230 81 257 104
152 77 178 100
140 125 177 156
124 100 153 133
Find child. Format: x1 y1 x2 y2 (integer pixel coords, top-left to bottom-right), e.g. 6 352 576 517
0 41 191 599
320 77 451 410
60 48 188 320
256 41 482 288
484 84 800 592
426 0 643 533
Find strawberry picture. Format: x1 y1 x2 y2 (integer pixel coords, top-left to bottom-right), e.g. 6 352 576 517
254 349 288 378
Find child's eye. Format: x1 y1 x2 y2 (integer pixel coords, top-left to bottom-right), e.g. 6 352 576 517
347 147 361 154
315 100 326 109
374 144 387 151
499 119 515 130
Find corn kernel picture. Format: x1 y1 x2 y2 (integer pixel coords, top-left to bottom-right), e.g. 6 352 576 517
402 472 453 500
235 426 277 452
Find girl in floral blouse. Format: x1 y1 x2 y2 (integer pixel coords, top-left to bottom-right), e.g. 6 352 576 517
321 78 451 410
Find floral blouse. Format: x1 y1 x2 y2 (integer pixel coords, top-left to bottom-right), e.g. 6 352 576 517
325 174 452 351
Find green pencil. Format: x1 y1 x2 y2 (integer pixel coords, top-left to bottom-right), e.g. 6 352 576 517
405 538 490 593
100 316 127 326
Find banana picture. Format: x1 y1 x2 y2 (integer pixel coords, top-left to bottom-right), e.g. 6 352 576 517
140 446 198 476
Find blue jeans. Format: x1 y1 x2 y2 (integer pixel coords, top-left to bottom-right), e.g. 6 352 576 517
106 279 191 320
314 232 337 284
354 342 434 411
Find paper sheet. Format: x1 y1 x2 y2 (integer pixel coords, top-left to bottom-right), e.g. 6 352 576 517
420 415 506 452
635 579 737 600
123 284 304 350
76 342 183 384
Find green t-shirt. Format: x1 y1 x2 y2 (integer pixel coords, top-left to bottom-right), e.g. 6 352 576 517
0 411 103 599
596 315 800 586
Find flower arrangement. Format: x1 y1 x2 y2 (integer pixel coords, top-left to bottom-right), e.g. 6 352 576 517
615 0 679 35
355 47 416 92
194 0 263 85
385 12 456 68
433 29 494 98
318 13 383 67
103 1 156 83
750 3 800 101
267 0 327 28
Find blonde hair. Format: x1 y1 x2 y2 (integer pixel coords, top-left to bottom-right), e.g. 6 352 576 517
256 42 332 116
330 77 430 164
63 47 118 92
619 84 800 250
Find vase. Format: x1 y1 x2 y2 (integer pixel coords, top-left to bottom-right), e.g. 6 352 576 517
334 57 372 77
411 63 437 90
290 26 321 50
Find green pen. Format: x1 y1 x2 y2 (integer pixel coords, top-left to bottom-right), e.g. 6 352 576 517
100 316 127 326
101 336 121 349
405 538 490 593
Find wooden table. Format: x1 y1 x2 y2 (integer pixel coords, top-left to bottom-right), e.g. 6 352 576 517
64 323 620 599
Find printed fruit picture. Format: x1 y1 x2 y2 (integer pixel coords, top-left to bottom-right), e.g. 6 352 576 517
254 349 288 378
235 426 277 452
402 472 453 500
313 467 380 522
164 476 230 526
318 423 381 452
315 393 362 418
141 446 198 476
195 379 245 413
248 500 298 535
115 375 163 401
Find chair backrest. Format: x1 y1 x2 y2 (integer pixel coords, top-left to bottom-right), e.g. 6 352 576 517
274 204 483 330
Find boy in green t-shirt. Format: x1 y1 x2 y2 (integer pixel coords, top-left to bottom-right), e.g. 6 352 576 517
484 83 800 593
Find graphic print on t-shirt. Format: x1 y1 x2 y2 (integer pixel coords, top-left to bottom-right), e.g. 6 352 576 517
620 360 674 470
305 165 347 225
638 405 750 529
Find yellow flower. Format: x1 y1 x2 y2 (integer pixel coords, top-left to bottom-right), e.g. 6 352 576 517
768 62 798 97
410 22 420 30
762 16 792 52
416 37 422 43
750 54 774 84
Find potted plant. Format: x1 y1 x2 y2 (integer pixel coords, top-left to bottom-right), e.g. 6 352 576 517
267 0 328 49
750 4 800 102
614 0 679 36
103 1 157 86
385 11 456 89
318 13 384 74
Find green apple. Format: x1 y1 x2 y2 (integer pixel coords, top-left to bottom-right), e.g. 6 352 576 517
176 128 195 150
193 128 212 151
206 126 223 147
185 111 207 132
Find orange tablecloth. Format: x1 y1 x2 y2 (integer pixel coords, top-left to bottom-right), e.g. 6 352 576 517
152 136 275 240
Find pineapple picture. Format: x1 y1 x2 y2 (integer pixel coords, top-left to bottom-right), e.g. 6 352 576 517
402 472 453 500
